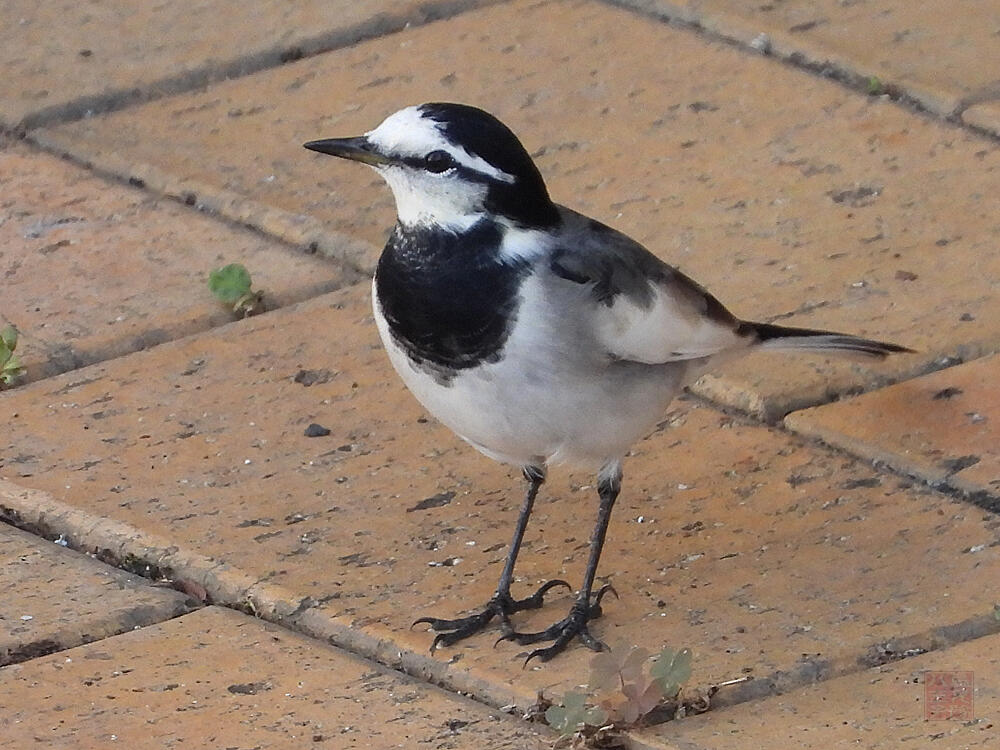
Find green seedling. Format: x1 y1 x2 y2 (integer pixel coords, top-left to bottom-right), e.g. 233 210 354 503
591 641 668 725
545 691 609 740
208 263 264 317
650 646 693 700
867 76 884 95
0 323 25 389
547 641 694 745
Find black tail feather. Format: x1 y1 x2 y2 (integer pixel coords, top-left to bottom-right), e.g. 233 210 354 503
743 321 914 359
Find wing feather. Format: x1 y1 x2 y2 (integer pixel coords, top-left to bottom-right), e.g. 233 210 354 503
550 208 746 364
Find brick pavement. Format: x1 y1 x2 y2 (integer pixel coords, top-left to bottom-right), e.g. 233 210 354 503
2 1 998 746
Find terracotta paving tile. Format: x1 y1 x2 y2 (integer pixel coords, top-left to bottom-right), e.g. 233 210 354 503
638 634 999 749
963 101 1000 138
1 0 494 129
0 522 197 667
786 354 1000 504
0 606 553 749
618 0 1000 118
0 141 353 384
2 284 999 712
33 0 999 416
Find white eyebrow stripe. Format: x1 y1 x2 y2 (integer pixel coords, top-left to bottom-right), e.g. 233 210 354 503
451 148 516 184
365 105 516 184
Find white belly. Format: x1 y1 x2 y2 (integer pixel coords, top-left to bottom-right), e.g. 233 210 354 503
371 275 695 469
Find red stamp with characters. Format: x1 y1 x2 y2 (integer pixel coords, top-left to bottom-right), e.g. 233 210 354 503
924 671 974 720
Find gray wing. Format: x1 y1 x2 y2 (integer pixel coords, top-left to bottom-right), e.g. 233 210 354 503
549 207 749 364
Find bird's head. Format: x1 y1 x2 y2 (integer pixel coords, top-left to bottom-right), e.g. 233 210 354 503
304 103 559 230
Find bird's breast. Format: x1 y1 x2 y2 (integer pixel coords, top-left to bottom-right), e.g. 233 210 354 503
373 222 529 380
372 270 691 469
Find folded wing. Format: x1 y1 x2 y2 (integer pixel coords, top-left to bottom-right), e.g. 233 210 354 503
550 208 748 364
550 207 912 365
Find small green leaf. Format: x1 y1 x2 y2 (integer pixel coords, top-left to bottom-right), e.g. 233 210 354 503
650 647 693 698
582 704 609 727
545 693 583 737
545 692 608 738
1 353 24 386
0 323 17 351
208 263 253 304
544 705 572 735
0 343 10 368
867 76 883 95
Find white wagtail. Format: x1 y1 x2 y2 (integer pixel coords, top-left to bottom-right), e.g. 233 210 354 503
304 103 911 662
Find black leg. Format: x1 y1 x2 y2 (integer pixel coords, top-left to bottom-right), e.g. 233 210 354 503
413 466 570 652
500 461 623 663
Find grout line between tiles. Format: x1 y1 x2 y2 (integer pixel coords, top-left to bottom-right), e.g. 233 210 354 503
3 0 512 134
601 0 1000 143
0 519 202 667
21 130 378 275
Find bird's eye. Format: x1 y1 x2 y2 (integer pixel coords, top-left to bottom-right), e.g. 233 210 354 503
424 150 455 174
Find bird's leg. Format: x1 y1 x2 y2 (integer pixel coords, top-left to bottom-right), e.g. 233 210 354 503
413 466 571 652
499 461 623 663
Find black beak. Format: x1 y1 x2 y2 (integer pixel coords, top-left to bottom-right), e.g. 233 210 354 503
303 136 392 166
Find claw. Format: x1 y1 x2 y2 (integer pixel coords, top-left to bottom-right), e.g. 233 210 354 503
523 628 577 666
412 612 481 632
507 584 618 661
430 629 471 652
585 584 618 619
413 579 571 653
523 649 544 667
594 583 618 603
494 628 525 647
513 578 571 609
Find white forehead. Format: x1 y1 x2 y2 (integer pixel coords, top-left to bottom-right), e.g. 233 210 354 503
366 106 514 184
366 106 441 153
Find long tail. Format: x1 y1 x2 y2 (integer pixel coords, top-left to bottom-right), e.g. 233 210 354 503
742 321 914 359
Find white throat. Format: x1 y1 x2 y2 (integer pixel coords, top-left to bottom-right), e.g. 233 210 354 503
376 164 486 231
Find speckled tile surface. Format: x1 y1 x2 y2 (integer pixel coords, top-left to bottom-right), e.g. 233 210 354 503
34 0 998 416
1 141 352 384
2 284 998 713
1 0 495 129
616 0 1000 118
638 633 999 749
787 354 1000 503
0 522 197 666
0 606 554 749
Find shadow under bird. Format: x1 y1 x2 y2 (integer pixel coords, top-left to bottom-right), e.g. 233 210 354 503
304 102 912 663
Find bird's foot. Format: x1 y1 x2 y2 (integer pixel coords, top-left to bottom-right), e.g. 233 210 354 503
498 584 618 664
413 579 571 652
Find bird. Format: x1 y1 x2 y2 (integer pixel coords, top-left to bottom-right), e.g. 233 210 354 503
303 103 912 663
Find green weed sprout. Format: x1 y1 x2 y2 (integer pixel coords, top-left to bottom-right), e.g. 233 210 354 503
545 691 609 739
0 323 25 388
208 263 264 317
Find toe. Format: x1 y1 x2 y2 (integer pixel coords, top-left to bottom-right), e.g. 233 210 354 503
577 628 607 652
523 629 576 665
515 579 572 608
